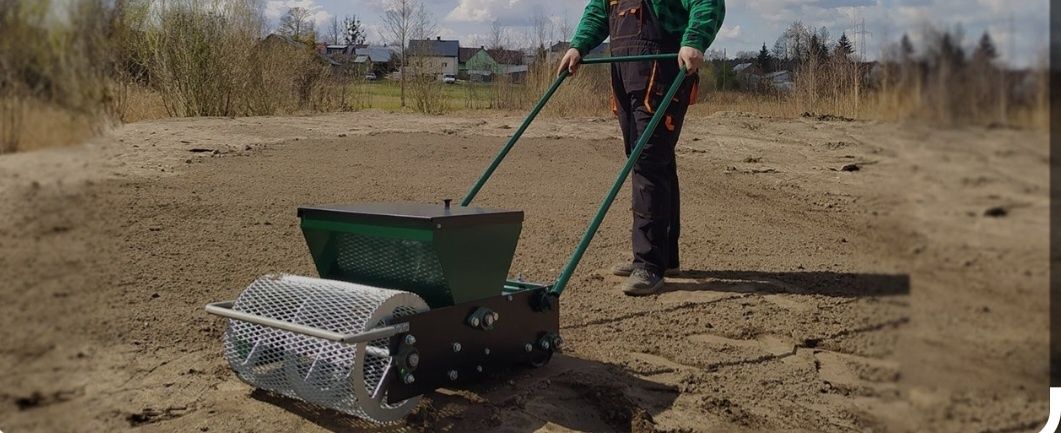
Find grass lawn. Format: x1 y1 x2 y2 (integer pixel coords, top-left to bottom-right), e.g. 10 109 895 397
359 80 498 111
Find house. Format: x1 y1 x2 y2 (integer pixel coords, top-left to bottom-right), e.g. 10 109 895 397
407 37 460 80
354 46 397 75
459 46 527 82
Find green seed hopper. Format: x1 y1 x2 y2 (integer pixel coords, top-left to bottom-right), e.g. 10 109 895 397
205 54 688 423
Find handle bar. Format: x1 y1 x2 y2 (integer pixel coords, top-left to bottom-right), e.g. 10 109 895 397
459 54 687 297
460 54 679 207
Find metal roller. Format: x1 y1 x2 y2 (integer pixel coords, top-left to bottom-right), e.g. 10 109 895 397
218 274 428 423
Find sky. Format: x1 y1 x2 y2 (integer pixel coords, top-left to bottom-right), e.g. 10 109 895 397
262 0 1050 67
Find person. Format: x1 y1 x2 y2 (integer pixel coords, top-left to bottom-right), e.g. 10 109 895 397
558 0 725 296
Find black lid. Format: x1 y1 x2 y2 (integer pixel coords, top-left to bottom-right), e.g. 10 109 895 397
298 202 524 229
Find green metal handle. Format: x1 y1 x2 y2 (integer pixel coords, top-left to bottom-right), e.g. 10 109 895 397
550 68 688 296
460 53 680 206
580 53 678 64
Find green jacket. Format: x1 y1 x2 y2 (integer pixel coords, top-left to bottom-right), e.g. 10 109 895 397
569 0 725 54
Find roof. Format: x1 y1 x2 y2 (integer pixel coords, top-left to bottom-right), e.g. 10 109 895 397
408 38 459 57
355 46 395 63
487 48 523 65
732 62 754 73
459 47 482 63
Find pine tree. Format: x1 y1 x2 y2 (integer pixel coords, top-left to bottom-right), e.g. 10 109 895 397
834 33 854 60
973 31 998 63
900 33 915 61
343 15 367 46
756 43 773 73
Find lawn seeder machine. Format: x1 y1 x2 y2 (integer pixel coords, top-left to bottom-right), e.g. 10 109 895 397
205 54 688 423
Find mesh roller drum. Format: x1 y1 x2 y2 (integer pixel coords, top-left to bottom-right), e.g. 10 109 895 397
221 274 428 423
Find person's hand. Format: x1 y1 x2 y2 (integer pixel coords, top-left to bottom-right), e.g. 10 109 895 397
678 46 704 75
557 48 582 76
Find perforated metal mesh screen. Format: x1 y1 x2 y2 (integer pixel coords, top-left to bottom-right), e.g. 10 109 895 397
333 233 446 292
222 275 428 423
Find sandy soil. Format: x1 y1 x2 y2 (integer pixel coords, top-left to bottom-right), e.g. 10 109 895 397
0 110 1050 433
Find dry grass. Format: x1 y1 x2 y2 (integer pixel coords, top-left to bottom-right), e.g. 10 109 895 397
0 0 1048 154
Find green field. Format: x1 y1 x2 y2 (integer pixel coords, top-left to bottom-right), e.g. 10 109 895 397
357 80 500 111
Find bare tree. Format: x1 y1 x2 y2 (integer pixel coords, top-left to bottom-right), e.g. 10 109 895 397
557 10 573 43
381 0 434 107
529 9 553 61
488 19 508 50
328 16 340 45
279 7 315 43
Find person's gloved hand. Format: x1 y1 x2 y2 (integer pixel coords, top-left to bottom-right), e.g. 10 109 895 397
678 46 704 75
557 48 582 76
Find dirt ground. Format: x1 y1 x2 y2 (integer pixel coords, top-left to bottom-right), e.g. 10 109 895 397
0 110 1050 433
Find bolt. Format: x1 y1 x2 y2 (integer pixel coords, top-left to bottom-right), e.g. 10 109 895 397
448 370 459 381
524 343 533 352
404 335 416 345
476 365 483 373
403 373 415 384
483 313 496 327
553 336 564 350
407 353 420 368
540 340 551 350
452 342 462 352
483 348 491 355
467 316 481 327
506 295 514 301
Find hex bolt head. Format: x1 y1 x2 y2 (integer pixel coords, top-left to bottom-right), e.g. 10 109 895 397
540 340 551 350
476 365 483 373
524 343 533 352
448 370 459 381
483 313 496 327
403 373 415 384
467 316 481 327
407 353 420 369
404 335 416 345
452 342 462 352
553 336 564 350
483 348 491 355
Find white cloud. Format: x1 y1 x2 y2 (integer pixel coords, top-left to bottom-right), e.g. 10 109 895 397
265 0 334 29
717 24 743 41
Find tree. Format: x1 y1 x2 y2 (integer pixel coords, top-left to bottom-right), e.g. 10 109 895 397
834 33 854 60
381 0 433 108
899 33 915 62
279 7 315 43
343 15 366 46
487 19 508 50
530 9 553 61
972 31 998 64
327 16 341 45
557 10 574 43
756 43 773 73
808 33 827 63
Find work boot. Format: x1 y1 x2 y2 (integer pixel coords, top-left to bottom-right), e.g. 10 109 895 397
622 268 665 297
611 262 680 277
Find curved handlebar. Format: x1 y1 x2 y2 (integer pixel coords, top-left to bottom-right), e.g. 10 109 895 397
459 55 688 297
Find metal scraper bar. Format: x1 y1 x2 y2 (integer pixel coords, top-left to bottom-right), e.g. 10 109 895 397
206 300 408 348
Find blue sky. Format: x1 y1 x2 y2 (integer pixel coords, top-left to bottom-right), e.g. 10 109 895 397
263 0 1049 67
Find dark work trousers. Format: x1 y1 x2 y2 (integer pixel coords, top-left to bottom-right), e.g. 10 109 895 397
611 64 692 275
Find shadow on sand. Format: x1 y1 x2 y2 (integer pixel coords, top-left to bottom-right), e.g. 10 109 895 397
251 355 676 433
661 269 910 297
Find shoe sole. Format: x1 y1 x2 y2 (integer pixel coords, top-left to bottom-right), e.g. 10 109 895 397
612 267 681 277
